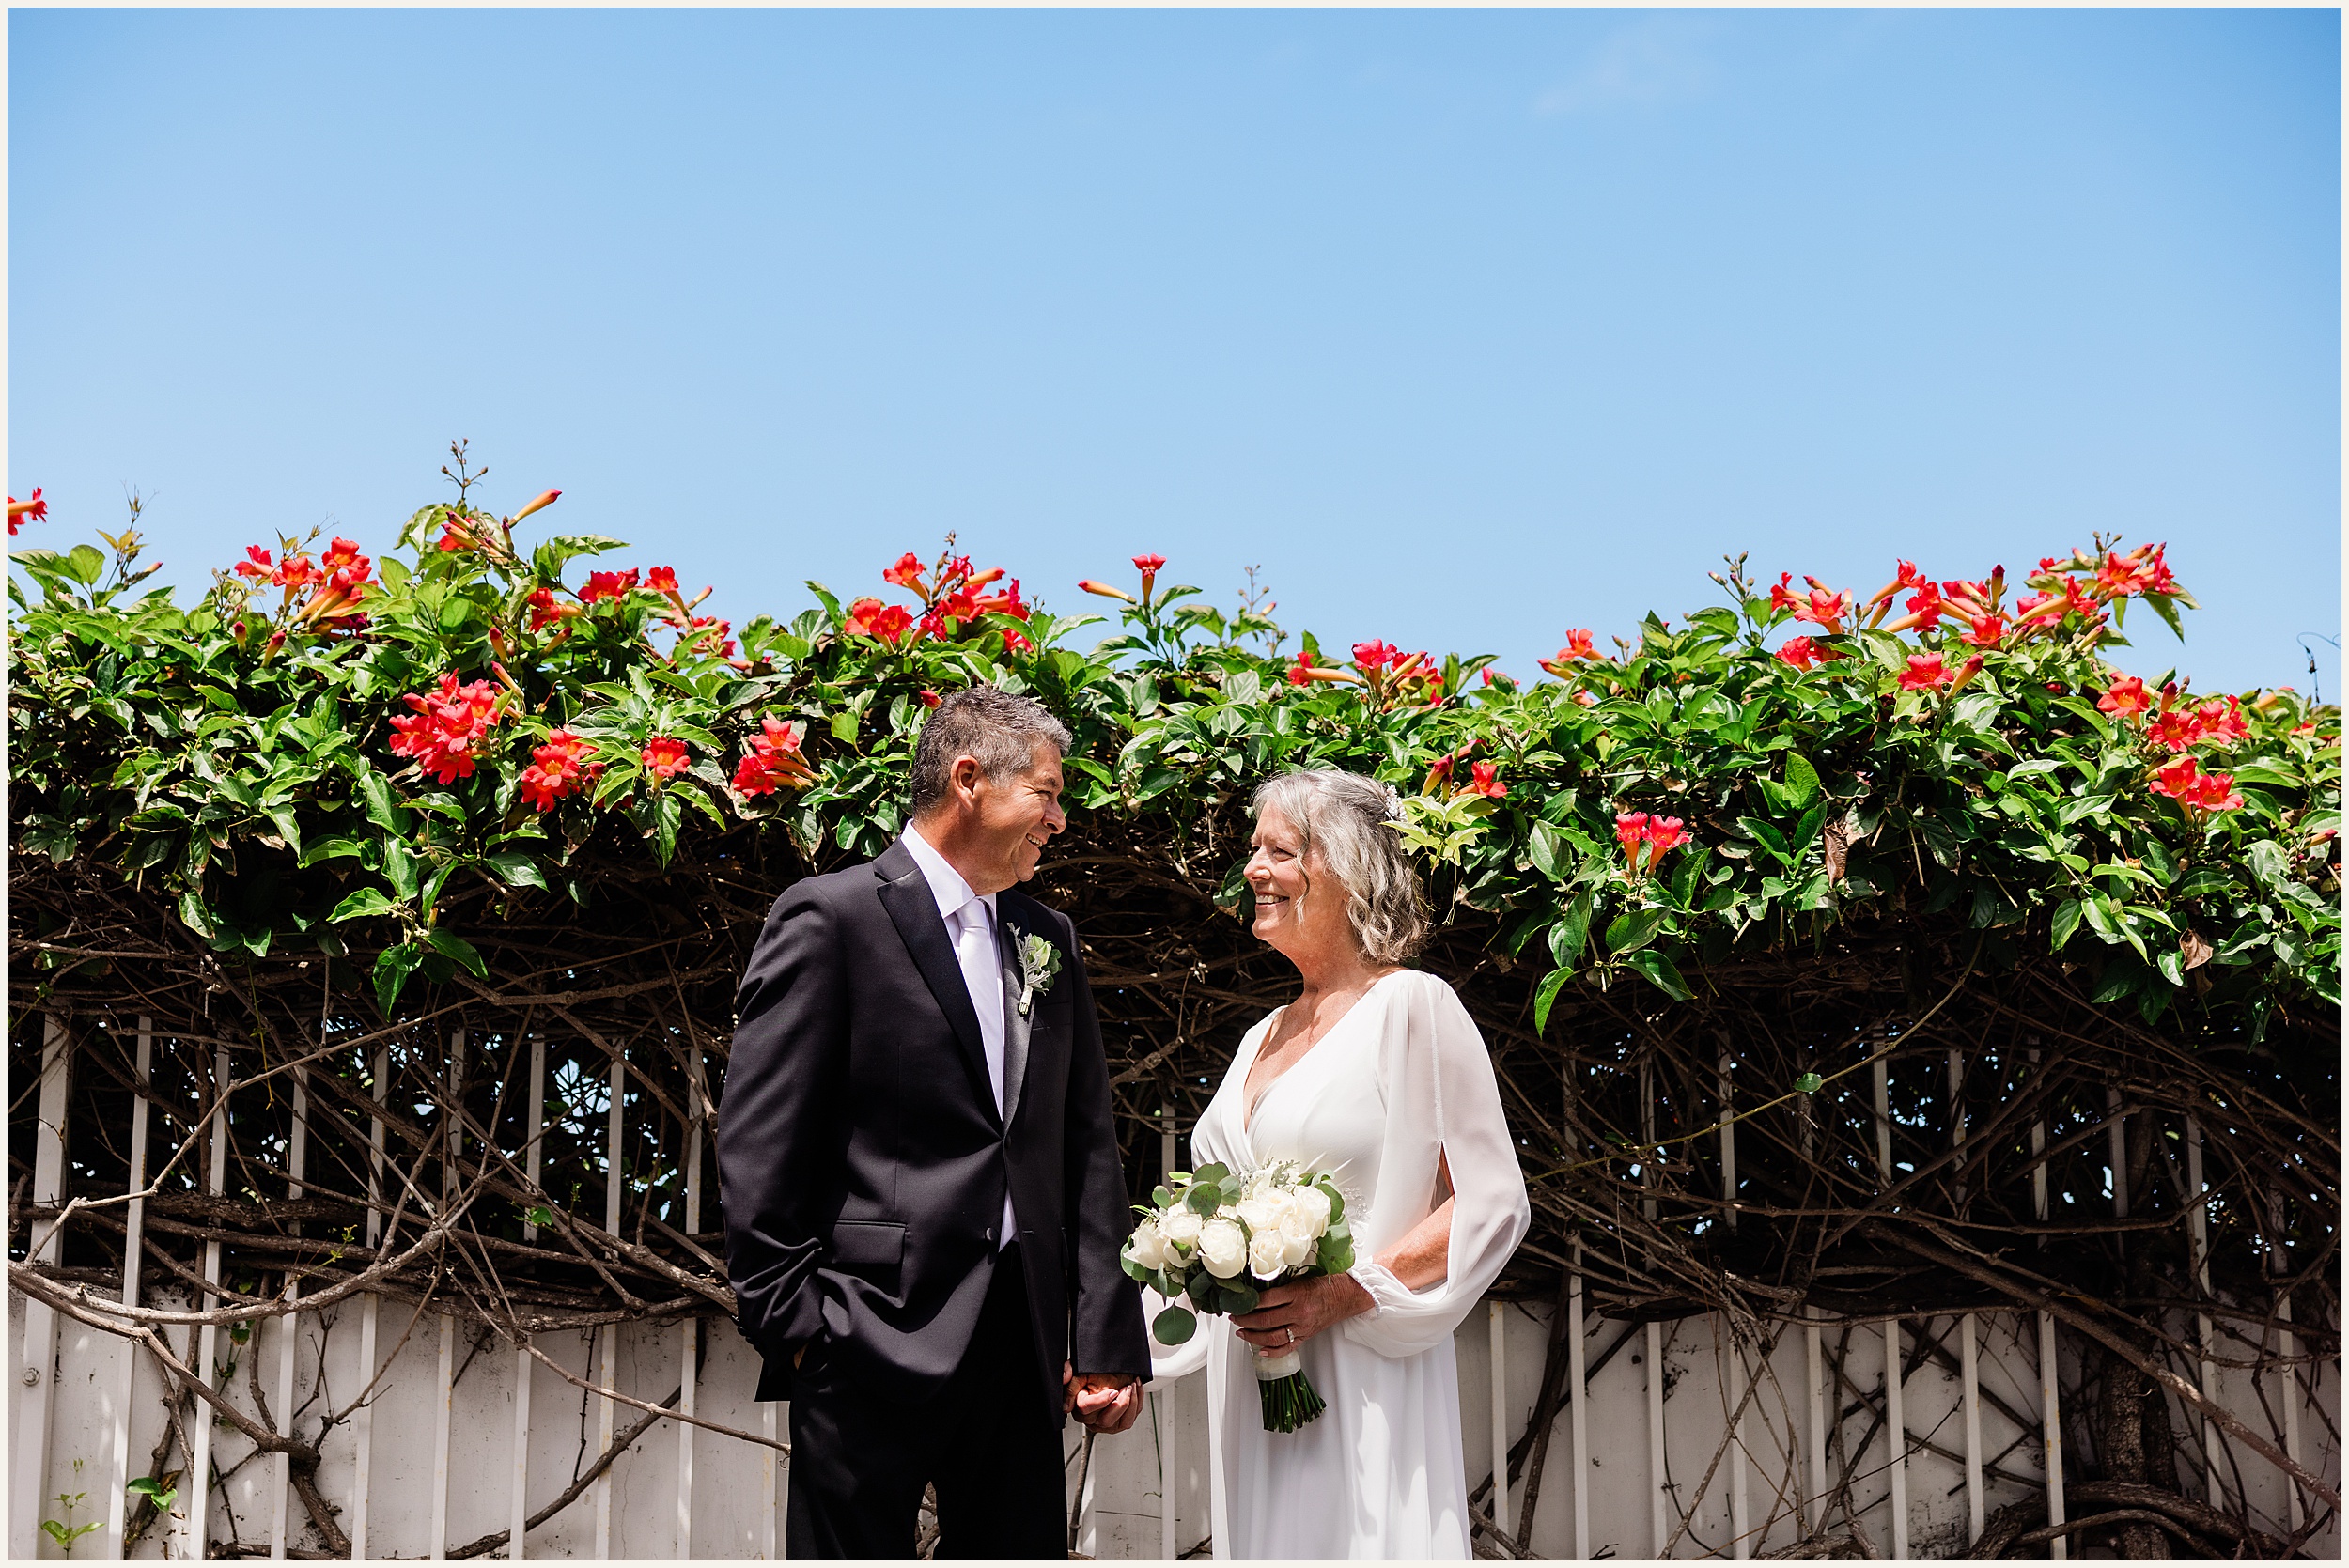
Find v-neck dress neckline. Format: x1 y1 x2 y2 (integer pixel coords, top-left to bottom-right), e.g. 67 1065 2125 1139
1241 970 1403 1136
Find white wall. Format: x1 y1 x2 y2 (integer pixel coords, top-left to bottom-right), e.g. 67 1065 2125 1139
13 1284 2337 1560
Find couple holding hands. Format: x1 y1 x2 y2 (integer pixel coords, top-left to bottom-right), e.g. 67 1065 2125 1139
718 688 1531 1560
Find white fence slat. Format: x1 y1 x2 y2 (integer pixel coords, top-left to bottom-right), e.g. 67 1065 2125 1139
187 1043 232 1561
1803 1314 1824 1535
598 1051 625 1559
2281 1290 2305 1531
272 1063 309 1559
679 1068 705 1560
1645 1319 1668 1556
10 1016 71 1561
1959 1312 1983 1545
104 1018 154 1562
2039 1309 2066 1562
1871 1052 1908 1560
431 1031 466 1560
351 1042 388 1561
1489 1299 1509 1535
514 1032 548 1560
1727 1327 1749 1560
1567 1245 1589 1562
762 1400 781 1560
1884 1317 1909 1560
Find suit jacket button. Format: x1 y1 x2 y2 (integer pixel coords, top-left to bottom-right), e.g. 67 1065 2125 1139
984 1226 995 1244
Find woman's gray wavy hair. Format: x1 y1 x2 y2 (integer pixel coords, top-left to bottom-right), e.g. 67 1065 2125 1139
1251 768 1429 965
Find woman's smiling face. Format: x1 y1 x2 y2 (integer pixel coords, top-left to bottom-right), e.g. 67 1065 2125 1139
1245 805 1348 960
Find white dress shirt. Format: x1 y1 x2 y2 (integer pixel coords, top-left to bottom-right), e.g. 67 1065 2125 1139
900 826 1018 1250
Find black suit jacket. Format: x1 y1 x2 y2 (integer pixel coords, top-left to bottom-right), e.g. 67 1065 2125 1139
717 838 1150 1428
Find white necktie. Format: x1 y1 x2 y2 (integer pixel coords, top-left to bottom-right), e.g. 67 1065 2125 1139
952 900 1007 1115
951 899 1016 1250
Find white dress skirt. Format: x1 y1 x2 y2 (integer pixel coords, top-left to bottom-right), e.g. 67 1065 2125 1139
1147 969 1532 1560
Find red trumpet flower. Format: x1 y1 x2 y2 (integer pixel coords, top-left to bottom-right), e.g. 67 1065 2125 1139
845 598 916 644
579 569 642 605
518 728 600 812
641 737 692 781
1464 762 1506 800
8 488 47 535
1897 653 1957 691
2098 675 2151 719
2150 756 2244 817
387 673 508 785
1776 636 1831 671
732 716 816 797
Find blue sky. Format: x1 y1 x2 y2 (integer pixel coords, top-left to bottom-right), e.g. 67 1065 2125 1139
10 8 2341 699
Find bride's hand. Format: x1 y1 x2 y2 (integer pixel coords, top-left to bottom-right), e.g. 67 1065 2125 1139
1233 1273 1374 1354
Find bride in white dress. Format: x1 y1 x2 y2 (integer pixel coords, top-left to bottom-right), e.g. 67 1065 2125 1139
1149 768 1532 1559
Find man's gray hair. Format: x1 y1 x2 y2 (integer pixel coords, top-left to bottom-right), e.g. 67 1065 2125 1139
1252 768 1429 965
910 687 1074 818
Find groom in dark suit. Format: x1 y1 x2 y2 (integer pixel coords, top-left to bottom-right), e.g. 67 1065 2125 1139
718 686 1149 1559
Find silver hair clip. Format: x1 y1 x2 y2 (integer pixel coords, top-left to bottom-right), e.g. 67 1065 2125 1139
1382 783 1405 821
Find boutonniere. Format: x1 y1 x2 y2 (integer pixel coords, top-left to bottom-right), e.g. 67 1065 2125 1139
1013 929 1063 1017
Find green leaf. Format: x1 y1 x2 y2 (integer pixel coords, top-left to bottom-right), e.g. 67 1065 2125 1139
1527 820 1569 881
1623 948 1693 1001
1533 966 1577 1035
372 943 425 1016
328 888 397 923
359 771 409 833
299 835 365 868
66 543 107 585
1604 906 1666 955
1794 1071 1823 1094
382 840 420 902
1152 1306 1198 1345
475 850 542 889
423 928 488 979
1783 753 1820 809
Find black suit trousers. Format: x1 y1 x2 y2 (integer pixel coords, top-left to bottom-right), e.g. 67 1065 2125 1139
786 1248 1066 1560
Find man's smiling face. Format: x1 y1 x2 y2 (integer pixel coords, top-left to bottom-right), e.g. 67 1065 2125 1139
968 741 1066 893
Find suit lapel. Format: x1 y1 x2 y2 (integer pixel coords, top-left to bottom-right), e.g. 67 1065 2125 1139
872 843 1001 1126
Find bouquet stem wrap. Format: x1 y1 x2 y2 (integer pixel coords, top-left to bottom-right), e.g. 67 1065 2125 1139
1252 1346 1327 1434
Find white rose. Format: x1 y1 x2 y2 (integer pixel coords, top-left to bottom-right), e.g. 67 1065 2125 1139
1237 1193 1283 1234
1159 1207 1204 1248
1248 1227 1289 1281
1128 1219 1168 1271
1278 1206 1317 1265
1199 1218 1248 1278
1289 1184 1333 1237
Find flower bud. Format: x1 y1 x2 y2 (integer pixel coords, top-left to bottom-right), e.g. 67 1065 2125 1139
508 489 562 526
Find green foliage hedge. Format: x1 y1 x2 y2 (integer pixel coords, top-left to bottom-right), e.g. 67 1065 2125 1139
9 458 2340 1035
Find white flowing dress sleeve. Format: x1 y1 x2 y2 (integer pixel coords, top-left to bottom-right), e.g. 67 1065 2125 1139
1338 970 1532 1359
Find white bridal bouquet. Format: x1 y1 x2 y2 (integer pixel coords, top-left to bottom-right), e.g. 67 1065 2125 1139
1122 1159 1355 1432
